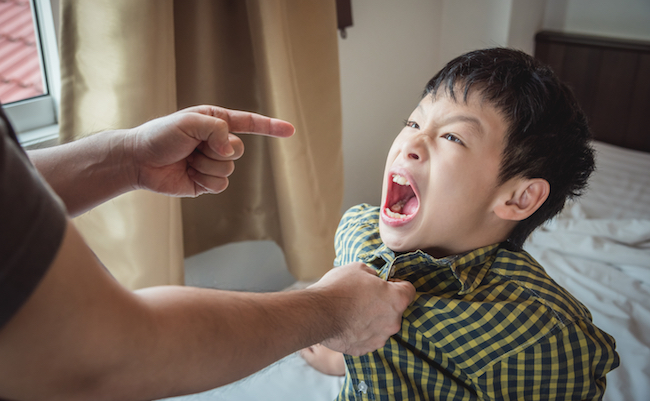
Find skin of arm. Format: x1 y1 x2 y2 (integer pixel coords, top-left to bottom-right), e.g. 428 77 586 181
300 344 346 376
1 106 416 400
0 221 414 401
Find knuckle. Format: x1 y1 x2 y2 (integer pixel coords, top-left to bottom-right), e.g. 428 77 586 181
214 117 228 131
222 161 235 176
372 338 387 350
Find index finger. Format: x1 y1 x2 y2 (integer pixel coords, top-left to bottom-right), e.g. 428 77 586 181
183 105 295 138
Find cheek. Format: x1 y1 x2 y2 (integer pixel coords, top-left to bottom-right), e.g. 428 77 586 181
427 162 493 211
428 159 464 191
384 145 400 167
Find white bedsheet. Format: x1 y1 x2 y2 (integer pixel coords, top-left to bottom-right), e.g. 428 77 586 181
577 141 650 219
526 210 650 401
158 352 343 401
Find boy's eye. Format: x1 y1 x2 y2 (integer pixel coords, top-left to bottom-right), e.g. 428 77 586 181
442 133 463 145
404 120 420 129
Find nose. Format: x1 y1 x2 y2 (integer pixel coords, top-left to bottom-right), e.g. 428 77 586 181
400 133 428 162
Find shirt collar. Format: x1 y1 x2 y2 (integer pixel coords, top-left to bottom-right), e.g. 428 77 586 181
358 242 501 295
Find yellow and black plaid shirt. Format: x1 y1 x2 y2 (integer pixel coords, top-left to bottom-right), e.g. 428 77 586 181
334 204 619 401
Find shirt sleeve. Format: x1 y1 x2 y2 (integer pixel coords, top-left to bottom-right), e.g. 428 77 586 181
333 203 376 267
0 113 67 330
333 205 358 267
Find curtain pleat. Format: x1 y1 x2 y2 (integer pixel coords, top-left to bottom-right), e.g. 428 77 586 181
174 0 281 256
58 0 184 289
246 0 344 280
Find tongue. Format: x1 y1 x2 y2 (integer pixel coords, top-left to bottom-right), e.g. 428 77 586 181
402 196 419 215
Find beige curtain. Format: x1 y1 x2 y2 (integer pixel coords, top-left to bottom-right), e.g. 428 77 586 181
59 0 184 289
59 0 343 288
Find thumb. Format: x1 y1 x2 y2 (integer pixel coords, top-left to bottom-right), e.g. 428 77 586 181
387 279 416 303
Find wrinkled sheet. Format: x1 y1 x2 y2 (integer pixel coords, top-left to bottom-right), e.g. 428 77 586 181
158 352 343 401
526 208 650 401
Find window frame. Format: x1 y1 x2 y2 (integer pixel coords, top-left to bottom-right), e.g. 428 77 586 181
3 0 60 148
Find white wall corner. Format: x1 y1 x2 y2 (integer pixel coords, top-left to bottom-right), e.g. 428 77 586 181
541 0 568 32
507 0 548 55
439 0 513 63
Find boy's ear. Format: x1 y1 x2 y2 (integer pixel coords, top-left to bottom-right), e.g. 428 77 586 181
494 178 550 221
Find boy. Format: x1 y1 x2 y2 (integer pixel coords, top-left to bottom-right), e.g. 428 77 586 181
302 48 619 400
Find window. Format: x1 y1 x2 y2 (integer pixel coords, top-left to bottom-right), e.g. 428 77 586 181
0 0 45 103
1 0 59 147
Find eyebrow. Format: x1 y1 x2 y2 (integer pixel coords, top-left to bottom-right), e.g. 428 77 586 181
415 104 485 136
439 115 484 135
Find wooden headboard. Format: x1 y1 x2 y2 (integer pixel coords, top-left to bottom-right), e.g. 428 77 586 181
534 30 650 153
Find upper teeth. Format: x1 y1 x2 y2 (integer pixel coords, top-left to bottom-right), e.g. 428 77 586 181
392 174 410 186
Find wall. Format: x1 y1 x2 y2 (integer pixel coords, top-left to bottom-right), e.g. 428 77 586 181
543 0 650 41
437 0 512 65
338 0 442 210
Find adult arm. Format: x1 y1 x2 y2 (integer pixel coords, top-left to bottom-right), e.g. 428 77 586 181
0 220 414 401
27 106 295 216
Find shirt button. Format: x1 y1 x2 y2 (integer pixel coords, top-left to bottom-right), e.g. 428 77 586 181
357 380 368 394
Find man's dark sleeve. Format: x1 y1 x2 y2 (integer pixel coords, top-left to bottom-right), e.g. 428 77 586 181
0 107 67 330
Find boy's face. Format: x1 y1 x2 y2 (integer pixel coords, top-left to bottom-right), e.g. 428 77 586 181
379 91 511 257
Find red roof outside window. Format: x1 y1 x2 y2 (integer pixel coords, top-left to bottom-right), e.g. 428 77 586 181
0 0 45 105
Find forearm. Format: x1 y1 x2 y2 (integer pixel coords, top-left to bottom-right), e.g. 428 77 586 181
0 222 343 401
120 286 341 398
28 130 136 216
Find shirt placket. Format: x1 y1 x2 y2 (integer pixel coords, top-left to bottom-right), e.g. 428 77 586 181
356 354 375 400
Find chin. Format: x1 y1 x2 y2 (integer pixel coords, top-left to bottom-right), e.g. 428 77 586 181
379 225 412 253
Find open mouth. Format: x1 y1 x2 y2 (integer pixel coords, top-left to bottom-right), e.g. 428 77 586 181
383 173 419 221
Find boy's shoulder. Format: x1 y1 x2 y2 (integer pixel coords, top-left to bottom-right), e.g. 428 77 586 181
488 246 593 322
339 203 379 224
334 204 382 267
336 203 381 240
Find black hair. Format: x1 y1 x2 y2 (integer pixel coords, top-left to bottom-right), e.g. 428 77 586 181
423 47 595 248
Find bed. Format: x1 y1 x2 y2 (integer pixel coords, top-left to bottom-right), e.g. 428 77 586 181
160 31 650 401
